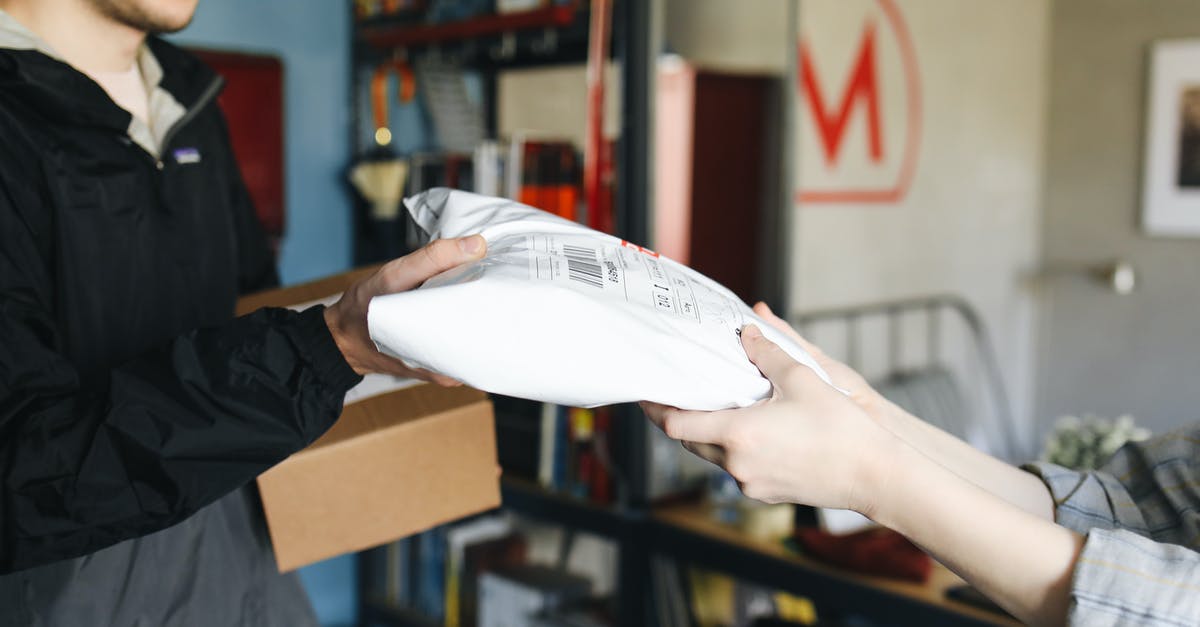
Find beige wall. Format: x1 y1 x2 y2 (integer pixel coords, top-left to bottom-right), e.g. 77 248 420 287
790 0 1050 456
1037 0 1200 435
657 0 1051 455
497 63 622 150
663 0 790 75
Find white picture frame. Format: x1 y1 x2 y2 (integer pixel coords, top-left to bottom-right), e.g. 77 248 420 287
1142 40 1200 237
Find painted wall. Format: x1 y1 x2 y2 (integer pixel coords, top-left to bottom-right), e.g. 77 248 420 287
657 0 1050 456
790 0 1050 457
174 0 354 286
173 3 357 626
1037 0 1200 436
497 63 622 150
663 0 790 75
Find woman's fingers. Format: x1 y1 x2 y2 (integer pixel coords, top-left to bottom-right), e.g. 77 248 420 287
681 441 726 467
743 324 832 399
752 301 830 362
742 325 804 382
641 402 732 445
753 301 802 343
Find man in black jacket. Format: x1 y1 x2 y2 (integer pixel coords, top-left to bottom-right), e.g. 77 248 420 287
0 0 485 623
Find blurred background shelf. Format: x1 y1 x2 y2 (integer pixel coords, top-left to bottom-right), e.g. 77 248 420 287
359 3 578 49
650 503 1017 627
360 598 440 627
500 477 636 541
347 1 1023 626
355 3 594 71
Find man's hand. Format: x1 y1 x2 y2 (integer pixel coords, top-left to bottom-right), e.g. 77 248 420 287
323 235 486 383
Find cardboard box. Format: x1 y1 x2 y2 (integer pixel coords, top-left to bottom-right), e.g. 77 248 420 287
237 268 501 572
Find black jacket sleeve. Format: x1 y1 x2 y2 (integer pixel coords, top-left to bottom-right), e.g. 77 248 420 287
0 187 362 573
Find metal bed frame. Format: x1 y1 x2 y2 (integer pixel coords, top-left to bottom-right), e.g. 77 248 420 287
790 294 1020 462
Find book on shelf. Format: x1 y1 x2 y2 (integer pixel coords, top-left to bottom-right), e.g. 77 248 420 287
415 526 448 621
473 141 506 198
461 533 529 626
445 516 513 627
384 517 531 627
529 404 613 503
479 565 592 627
504 132 582 218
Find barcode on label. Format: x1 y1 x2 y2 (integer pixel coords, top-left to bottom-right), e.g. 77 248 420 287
562 244 603 288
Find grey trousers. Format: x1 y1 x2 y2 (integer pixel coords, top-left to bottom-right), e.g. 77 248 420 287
0 487 318 627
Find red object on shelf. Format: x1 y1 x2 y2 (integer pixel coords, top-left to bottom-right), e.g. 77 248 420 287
360 3 578 50
794 527 932 583
190 49 285 250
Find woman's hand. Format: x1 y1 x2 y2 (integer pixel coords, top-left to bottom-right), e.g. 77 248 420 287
647 308 1079 625
324 235 486 384
752 302 894 426
643 324 899 515
752 303 1055 520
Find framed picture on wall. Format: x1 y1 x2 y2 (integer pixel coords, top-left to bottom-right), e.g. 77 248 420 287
1142 40 1200 237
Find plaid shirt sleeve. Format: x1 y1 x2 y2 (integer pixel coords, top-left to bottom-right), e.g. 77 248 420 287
1023 427 1200 625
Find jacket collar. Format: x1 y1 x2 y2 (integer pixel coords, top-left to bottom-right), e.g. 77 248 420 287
0 9 218 134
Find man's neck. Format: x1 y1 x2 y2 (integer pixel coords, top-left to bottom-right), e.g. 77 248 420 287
0 0 144 73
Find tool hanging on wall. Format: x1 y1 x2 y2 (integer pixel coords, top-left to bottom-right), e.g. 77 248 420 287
350 159 410 221
370 56 417 147
352 56 417 223
350 55 418 263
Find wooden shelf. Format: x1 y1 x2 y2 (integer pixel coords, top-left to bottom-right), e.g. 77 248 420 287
361 597 440 627
499 476 634 541
360 4 579 51
650 502 1018 627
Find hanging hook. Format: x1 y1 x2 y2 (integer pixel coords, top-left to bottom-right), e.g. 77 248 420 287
370 56 417 147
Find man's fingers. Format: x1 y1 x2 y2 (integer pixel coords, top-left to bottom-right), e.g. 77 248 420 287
415 368 462 387
383 236 486 293
641 402 731 444
371 355 461 386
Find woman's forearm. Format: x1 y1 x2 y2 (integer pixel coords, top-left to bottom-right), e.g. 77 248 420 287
649 325 1077 624
877 402 1055 520
869 438 1083 626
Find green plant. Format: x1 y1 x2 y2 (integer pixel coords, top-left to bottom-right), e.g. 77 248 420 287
1041 414 1151 470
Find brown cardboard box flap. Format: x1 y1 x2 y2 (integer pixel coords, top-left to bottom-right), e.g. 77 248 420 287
237 268 501 572
235 265 378 316
309 384 488 450
258 383 500 572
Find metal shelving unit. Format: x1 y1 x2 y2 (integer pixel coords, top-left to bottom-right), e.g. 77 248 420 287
349 2 654 624
348 3 1012 626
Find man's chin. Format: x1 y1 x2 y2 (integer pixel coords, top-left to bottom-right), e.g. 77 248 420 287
89 0 198 35
148 16 194 35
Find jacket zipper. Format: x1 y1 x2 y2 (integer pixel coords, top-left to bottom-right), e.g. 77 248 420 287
154 75 226 170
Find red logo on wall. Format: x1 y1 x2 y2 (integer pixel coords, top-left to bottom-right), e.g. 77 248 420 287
795 0 921 205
